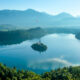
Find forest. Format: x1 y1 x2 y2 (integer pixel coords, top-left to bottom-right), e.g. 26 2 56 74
0 27 46 45
0 63 80 80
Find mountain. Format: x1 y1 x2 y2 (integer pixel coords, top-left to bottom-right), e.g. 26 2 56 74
0 9 80 29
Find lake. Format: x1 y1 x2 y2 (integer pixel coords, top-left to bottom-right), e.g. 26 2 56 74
0 33 80 73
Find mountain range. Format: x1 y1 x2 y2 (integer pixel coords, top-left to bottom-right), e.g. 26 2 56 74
0 9 80 29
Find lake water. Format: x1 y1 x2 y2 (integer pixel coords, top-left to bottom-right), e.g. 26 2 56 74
0 33 80 73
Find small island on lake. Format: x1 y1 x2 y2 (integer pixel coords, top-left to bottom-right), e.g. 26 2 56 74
31 41 47 52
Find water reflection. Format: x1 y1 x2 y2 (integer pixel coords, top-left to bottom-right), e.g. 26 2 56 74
0 34 80 73
28 58 73 70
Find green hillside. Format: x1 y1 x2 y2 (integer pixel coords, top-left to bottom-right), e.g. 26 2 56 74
0 27 46 45
0 63 80 80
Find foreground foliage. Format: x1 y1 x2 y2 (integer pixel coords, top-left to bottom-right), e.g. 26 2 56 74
0 63 80 80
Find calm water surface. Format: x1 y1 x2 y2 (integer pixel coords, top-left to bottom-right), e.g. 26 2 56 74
0 34 80 73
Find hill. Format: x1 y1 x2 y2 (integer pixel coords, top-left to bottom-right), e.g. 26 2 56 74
0 63 80 80
0 27 46 45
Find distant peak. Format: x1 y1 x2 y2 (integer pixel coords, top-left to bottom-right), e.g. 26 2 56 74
58 12 73 17
25 9 38 12
27 9 34 11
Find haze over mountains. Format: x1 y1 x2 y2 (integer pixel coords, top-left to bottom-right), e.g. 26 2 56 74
0 9 80 29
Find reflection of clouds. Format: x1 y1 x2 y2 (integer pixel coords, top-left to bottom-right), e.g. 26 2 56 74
56 34 75 39
49 34 59 38
42 34 75 40
60 55 64 59
28 58 73 70
42 34 59 39
0 40 32 51
65 34 75 39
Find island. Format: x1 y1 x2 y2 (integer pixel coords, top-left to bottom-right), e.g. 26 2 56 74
31 42 47 52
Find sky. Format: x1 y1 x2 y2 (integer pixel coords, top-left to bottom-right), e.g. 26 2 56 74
0 0 80 16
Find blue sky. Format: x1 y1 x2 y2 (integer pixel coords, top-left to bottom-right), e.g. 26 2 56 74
0 0 80 16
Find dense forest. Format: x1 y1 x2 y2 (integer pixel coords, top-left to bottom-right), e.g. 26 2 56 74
0 63 80 80
75 32 80 40
0 27 46 45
